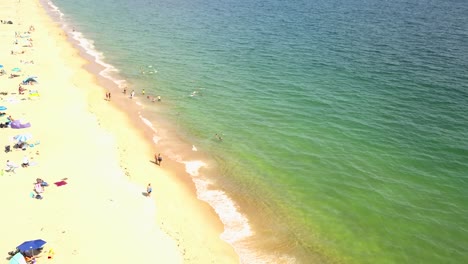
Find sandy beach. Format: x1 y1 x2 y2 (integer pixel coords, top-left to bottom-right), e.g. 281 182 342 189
0 0 238 263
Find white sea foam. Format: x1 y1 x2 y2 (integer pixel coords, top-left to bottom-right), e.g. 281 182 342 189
47 1 64 19
51 20 129 93
152 135 161 144
182 159 247 239
138 115 160 144
180 159 295 263
183 160 206 177
179 160 270 263
139 116 156 132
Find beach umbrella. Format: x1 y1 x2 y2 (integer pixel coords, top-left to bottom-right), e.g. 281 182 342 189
22 76 38 84
0 106 6 110
11 67 21 72
14 133 32 142
0 64 3 69
8 252 27 264
16 239 46 253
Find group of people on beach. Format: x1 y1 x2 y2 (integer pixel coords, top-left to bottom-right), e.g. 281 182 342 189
122 87 161 102
103 87 165 199
108 87 162 102
2 24 47 202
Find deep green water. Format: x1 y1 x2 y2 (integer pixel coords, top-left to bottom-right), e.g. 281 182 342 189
45 0 468 263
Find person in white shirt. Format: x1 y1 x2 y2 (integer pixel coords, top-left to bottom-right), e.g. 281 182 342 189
22 155 29 168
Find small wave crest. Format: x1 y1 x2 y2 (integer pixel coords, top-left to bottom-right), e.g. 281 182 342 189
180 160 296 263
46 1 64 19
138 115 160 144
48 10 130 92
183 160 206 177
180 160 253 243
139 115 156 131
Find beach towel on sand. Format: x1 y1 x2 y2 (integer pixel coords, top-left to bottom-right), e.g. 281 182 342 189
54 180 67 187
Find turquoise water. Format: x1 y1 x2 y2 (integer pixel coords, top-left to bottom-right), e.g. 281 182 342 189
45 0 468 263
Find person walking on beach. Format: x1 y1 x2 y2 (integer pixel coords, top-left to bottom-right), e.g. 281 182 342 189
142 89 145 95
123 87 127 94
147 183 152 197
156 153 163 166
131 90 135 99
108 92 111 100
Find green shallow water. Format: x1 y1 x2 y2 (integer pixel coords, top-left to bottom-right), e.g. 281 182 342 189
46 0 468 262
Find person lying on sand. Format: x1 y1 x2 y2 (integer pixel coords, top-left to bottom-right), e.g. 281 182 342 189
10 50 25 55
20 60 34 64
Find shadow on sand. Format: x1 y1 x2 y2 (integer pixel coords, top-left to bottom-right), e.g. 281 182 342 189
149 160 159 166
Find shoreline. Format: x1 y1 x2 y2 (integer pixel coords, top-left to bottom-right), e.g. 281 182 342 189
45 4 241 264
0 0 239 263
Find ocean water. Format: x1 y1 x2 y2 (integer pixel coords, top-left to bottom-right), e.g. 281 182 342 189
44 0 468 263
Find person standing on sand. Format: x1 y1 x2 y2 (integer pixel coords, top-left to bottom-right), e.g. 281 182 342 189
22 155 29 168
108 92 111 100
131 90 135 99
147 183 152 197
157 153 163 166
123 87 126 94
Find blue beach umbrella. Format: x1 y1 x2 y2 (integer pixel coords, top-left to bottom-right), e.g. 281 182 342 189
11 67 21 72
0 64 4 69
22 76 38 84
0 106 6 110
16 239 46 252
13 133 32 142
